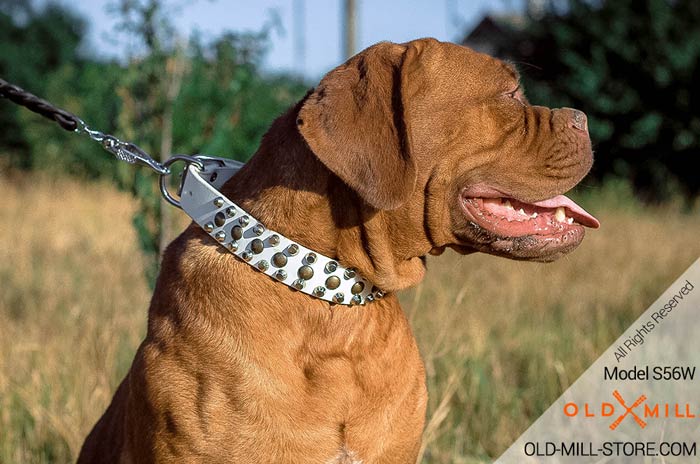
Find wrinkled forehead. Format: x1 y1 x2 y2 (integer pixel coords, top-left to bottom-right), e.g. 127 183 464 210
435 42 522 93
472 53 521 87
500 61 520 82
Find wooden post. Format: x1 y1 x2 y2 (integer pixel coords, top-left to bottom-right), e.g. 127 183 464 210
343 0 357 59
159 45 186 256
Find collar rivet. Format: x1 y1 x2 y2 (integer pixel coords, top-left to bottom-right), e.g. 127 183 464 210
215 231 226 242
351 282 365 294
214 212 226 227
225 206 236 217
204 222 214 233
313 286 326 297
253 224 265 235
344 268 356 279
325 261 338 273
287 244 299 256
305 252 317 264
268 234 280 246
272 252 287 268
298 265 314 280
256 260 269 271
239 215 250 227
333 292 345 304
213 197 224 207
241 251 253 262
274 270 287 281
325 276 341 290
292 279 305 290
227 241 238 252
231 225 243 240
250 239 264 254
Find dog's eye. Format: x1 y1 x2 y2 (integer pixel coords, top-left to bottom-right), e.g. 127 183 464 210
506 86 525 104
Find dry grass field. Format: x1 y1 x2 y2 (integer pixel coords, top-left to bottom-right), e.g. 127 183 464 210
1 173 699 463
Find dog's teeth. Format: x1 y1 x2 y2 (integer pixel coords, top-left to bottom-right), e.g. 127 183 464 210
555 207 566 223
504 200 513 210
531 212 538 218
567 217 574 224
518 208 526 215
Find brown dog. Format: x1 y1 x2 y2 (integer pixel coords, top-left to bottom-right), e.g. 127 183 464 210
78 38 597 463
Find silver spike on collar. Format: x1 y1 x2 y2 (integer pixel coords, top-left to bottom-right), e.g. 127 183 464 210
176 157 384 306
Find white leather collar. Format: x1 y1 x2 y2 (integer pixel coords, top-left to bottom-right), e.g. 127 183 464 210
177 157 384 306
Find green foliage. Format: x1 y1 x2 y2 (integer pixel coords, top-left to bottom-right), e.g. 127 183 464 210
0 0 308 284
509 0 700 200
0 1 86 167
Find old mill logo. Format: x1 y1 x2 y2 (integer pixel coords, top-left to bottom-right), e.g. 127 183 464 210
564 390 696 430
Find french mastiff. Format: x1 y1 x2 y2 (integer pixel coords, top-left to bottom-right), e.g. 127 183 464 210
79 38 598 464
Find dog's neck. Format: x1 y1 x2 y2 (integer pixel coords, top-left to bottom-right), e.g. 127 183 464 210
219 106 430 292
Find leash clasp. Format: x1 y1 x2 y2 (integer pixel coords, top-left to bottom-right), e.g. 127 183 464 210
75 118 171 175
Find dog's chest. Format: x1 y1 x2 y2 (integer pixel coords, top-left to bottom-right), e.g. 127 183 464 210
328 446 363 464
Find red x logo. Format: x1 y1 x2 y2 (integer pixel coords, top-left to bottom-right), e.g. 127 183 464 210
609 390 647 430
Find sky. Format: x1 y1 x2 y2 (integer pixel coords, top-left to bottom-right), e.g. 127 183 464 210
65 0 524 81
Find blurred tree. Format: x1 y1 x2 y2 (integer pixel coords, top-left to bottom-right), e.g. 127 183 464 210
508 0 700 200
1 0 308 285
110 0 306 283
0 0 88 167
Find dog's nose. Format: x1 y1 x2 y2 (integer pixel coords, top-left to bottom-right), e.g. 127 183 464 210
565 108 588 132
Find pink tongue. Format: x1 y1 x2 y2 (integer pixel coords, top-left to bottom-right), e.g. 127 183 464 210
532 195 600 228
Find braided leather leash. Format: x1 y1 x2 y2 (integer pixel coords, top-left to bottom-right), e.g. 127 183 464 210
0 78 80 131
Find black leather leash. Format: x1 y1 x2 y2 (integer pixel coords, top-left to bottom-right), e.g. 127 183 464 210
0 78 80 132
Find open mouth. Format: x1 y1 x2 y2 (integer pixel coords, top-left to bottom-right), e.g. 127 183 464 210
460 193 600 238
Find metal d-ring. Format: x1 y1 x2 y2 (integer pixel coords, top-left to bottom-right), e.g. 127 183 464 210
159 155 205 208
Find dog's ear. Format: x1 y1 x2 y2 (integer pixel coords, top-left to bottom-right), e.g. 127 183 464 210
297 41 419 210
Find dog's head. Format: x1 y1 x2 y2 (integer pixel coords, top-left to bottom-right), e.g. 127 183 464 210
295 38 598 286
